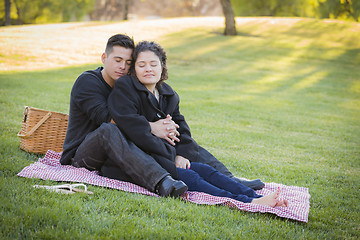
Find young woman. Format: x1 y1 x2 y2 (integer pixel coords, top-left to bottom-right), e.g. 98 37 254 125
108 41 288 207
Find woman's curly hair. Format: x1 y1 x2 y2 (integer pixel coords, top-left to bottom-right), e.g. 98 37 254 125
130 41 168 85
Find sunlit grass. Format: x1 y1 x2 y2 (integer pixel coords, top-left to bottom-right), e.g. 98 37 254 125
1 18 360 239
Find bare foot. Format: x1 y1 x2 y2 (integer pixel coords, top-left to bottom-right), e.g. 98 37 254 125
252 188 288 207
275 199 289 207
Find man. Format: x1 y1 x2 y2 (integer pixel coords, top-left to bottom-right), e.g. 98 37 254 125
60 34 264 198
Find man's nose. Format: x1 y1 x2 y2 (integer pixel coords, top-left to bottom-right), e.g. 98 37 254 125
119 61 126 69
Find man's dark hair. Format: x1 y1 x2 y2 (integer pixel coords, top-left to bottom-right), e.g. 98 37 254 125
105 34 135 54
131 41 168 85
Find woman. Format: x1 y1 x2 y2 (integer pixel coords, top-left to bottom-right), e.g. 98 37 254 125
108 41 288 207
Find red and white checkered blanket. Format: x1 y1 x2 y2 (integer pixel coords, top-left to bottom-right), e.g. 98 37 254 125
17 150 310 222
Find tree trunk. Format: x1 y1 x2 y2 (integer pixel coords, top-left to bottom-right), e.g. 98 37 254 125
123 0 129 20
13 0 23 24
4 0 11 25
219 0 237 35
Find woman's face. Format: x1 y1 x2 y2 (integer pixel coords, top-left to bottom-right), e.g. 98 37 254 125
135 50 162 92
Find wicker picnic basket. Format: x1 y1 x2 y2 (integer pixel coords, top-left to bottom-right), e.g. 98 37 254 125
17 106 69 154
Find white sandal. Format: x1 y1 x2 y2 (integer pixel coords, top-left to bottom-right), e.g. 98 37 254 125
33 184 93 195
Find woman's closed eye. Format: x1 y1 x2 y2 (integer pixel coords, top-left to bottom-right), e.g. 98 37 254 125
137 63 158 68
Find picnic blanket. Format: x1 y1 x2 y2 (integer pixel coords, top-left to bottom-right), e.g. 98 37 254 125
17 150 310 222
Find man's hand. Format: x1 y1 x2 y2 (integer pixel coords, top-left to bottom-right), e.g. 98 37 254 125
149 114 180 146
175 155 190 169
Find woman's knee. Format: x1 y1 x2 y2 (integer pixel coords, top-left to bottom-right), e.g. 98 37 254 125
190 162 218 180
191 162 215 172
177 168 201 187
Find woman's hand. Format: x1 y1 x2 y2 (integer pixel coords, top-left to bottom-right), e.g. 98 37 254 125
175 155 190 169
149 114 180 145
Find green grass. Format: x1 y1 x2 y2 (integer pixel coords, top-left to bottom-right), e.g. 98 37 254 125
1 18 360 239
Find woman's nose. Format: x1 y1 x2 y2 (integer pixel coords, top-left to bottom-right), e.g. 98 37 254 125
145 65 152 71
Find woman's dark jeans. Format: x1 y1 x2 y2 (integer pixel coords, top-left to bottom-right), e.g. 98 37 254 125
177 162 262 203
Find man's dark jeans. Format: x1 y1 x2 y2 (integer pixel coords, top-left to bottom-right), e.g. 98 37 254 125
72 123 169 192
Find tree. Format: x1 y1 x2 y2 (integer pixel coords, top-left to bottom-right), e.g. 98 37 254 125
4 0 93 24
317 0 359 22
13 0 41 24
123 0 129 20
126 0 220 18
4 0 11 25
231 0 359 22
89 0 132 21
231 0 313 17
219 0 237 35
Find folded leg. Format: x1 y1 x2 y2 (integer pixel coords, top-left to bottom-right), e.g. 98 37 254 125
177 167 256 203
72 123 169 192
190 162 262 199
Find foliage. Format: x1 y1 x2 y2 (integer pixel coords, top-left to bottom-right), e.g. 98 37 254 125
1 18 359 239
1 0 359 25
316 0 360 21
231 0 310 17
231 0 360 21
0 0 95 25
125 0 219 18
89 0 128 21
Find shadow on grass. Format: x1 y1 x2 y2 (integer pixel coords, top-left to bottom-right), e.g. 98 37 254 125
161 24 359 105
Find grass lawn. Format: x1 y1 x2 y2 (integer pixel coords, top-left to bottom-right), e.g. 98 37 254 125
1 17 359 239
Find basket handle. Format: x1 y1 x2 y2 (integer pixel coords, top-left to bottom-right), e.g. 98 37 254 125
17 112 52 139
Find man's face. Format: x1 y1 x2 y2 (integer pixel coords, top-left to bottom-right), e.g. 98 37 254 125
102 45 133 84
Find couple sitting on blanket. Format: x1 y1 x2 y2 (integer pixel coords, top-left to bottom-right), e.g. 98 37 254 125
60 34 288 207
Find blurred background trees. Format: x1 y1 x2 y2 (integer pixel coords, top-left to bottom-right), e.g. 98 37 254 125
232 0 359 21
1 0 359 26
2 0 94 25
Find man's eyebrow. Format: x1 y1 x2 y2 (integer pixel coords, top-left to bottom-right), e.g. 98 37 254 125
114 56 132 61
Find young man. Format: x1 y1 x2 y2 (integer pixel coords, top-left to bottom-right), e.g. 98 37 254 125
60 34 264 198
